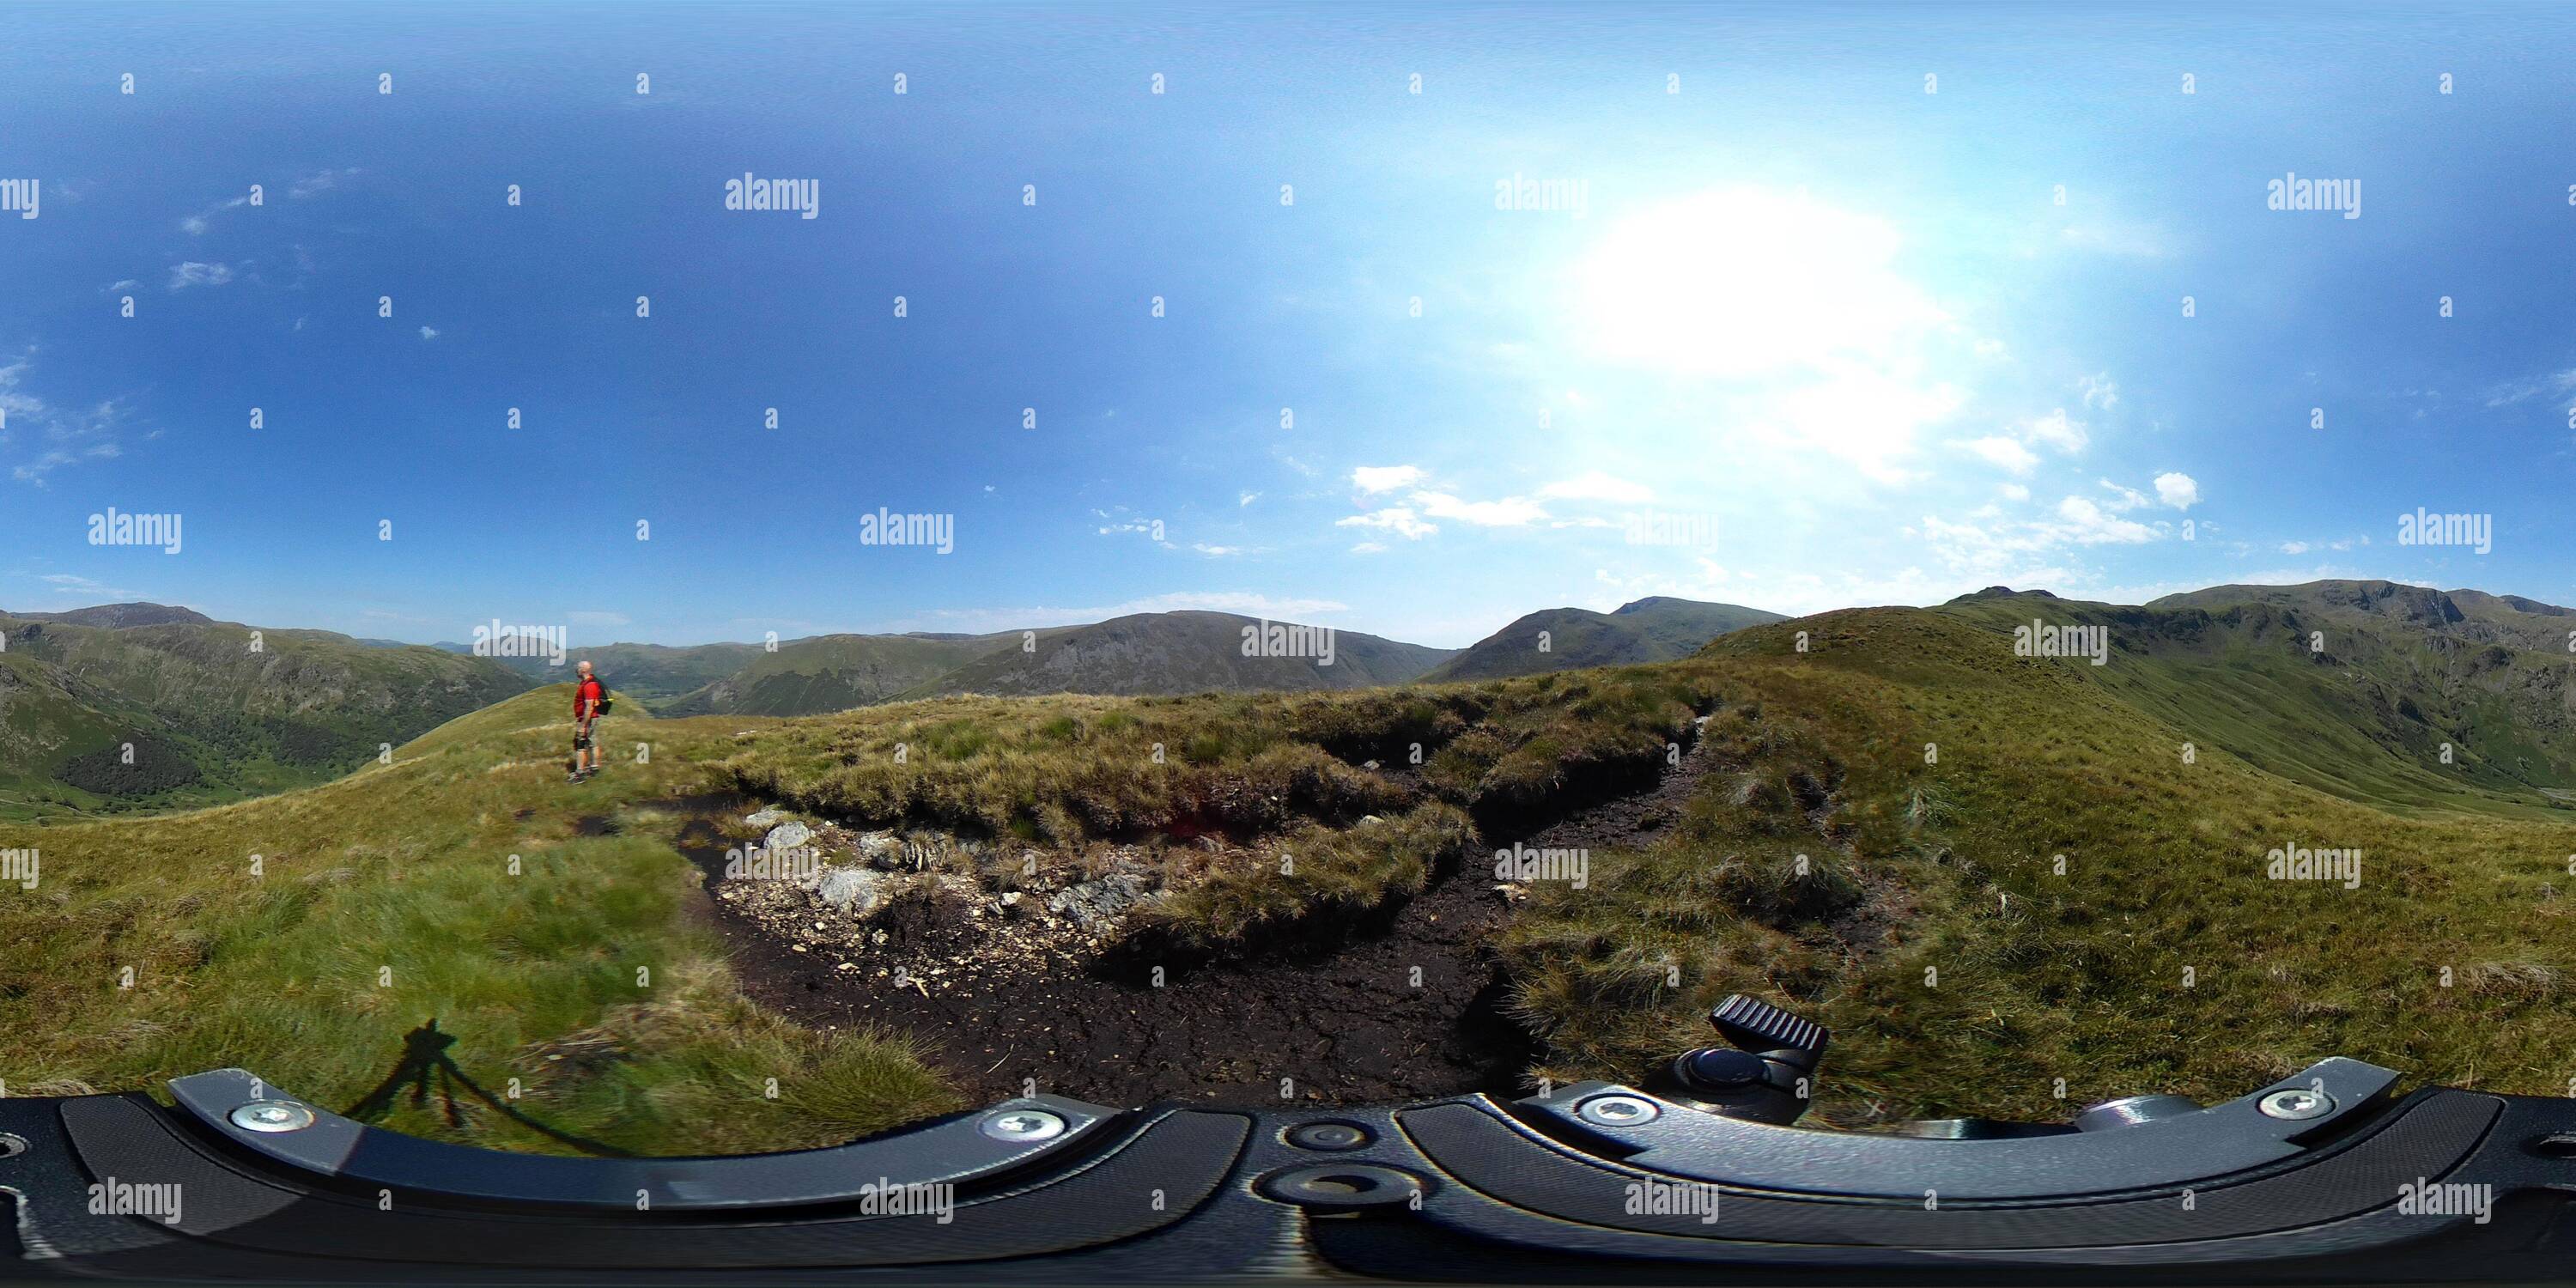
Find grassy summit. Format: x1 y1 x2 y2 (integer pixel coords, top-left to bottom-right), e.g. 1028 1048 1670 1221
4 592 2573 1154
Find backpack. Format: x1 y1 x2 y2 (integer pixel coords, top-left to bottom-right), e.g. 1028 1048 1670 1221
587 677 613 716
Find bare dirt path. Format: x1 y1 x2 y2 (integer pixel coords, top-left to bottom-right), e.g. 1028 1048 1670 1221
666 724 1724 1109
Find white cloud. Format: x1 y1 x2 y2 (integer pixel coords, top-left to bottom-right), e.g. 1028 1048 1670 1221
418 326 440 340
40 573 125 597
1537 471 1652 504
1348 541 1388 554
1412 490 1547 526
167 261 234 289
1999 483 2030 501
1338 507 1436 539
2077 374 2120 410
2154 471 2199 510
1237 490 1261 507
1191 544 1242 556
2020 408 2087 453
1959 435 2038 475
2483 368 2576 408
2098 479 2152 512
1352 465 1423 494
289 167 360 199
2052 495 2159 544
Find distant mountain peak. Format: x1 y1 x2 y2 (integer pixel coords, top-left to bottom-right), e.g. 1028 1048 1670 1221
2 601 216 629
1950 586 2057 603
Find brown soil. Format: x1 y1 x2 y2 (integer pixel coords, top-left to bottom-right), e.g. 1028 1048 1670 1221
661 720 1718 1111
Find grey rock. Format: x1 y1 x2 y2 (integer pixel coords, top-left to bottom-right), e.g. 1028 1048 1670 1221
764 821 813 852
744 807 787 829
1045 872 1148 927
814 867 888 914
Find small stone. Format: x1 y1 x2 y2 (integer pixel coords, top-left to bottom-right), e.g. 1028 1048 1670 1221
744 807 787 829
765 821 813 852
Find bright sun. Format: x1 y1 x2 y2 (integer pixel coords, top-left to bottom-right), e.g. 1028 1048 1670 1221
1574 186 1943 380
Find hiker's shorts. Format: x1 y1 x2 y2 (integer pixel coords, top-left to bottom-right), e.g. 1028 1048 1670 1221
574 720 595 750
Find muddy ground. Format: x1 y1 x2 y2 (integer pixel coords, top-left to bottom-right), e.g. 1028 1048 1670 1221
662 730 1728 1110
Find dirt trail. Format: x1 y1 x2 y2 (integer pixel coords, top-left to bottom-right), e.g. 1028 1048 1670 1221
670 726 1726 1109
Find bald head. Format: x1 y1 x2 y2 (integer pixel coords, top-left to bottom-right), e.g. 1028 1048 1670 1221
576 660 593 676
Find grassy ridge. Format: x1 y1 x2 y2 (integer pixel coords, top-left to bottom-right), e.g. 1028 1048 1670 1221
1506 609 2576 1126
0 687 955 1156
10 598 2576 1154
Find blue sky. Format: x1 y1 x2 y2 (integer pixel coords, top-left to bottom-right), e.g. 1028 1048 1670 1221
4 3 2576 647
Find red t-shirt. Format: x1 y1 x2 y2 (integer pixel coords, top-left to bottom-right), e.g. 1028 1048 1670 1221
574 676 604 719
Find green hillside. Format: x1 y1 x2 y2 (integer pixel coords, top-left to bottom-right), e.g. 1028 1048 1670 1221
0 611 535 821
1943 582 2576 816
903 611 1455 701
478 641 764 708
8 593 2576 1154
1425 596 1782 682
658 633 1000 716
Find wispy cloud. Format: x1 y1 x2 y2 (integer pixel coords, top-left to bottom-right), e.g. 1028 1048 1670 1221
289 167 361 199
1338 507 1435 539
167 261 234 290
3 357 129 487
1351 465 1422 495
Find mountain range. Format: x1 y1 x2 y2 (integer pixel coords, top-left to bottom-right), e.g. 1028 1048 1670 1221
0 596 1768 818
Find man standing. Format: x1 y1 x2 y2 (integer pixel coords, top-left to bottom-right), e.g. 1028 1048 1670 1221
570 660 606 783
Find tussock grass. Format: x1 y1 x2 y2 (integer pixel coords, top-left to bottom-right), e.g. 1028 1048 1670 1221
1502 608 2576 1127
0 687 950 1156
1136 802 1476 951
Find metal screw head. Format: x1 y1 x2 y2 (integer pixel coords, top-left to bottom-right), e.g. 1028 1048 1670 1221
2257 1088 2334 1121
979 1108 1067 1142
228 1101 316 1133
1576 1094 1661 1127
